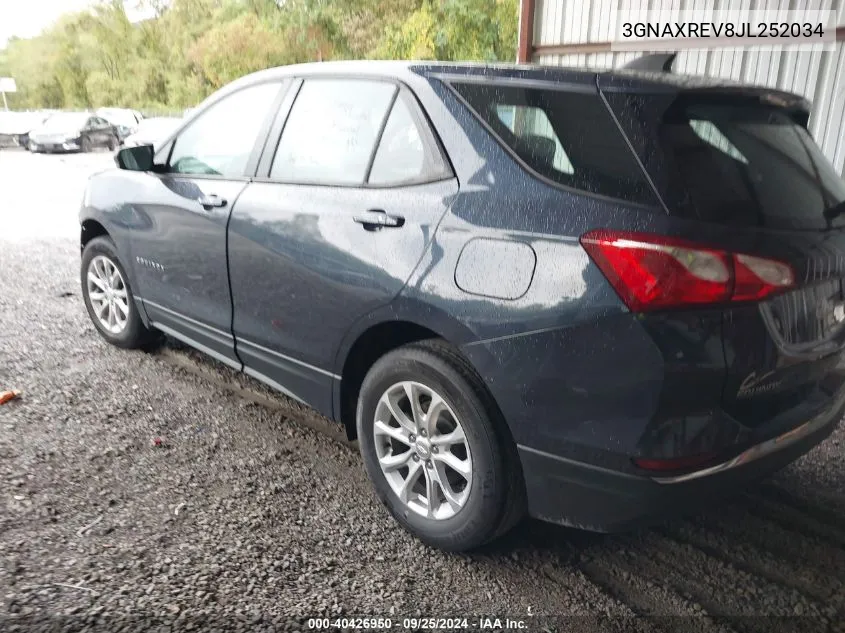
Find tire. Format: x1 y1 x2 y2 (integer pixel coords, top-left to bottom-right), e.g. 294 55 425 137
356 339 526 551
80 236 154 349
108 136 117 151
81 136 92 152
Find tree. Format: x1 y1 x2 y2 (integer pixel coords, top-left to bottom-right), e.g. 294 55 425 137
378 0 518 62
0 0 519 110
189 13 291 89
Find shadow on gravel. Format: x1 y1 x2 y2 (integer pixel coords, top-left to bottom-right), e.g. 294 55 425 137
472 476 845 629
478 516 604 558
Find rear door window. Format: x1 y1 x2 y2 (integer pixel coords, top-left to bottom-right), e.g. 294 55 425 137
270 79 396 185
451 82 659 206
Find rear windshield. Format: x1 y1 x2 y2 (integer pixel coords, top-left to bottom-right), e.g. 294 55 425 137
451 82 660 206
616 94 845 231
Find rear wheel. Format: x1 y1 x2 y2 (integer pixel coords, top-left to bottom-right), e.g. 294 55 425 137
81 236 154 349
356 340 525 551
107 135 117 151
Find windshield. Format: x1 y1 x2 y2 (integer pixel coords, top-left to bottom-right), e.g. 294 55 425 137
40 113 89 131
611 93 845 230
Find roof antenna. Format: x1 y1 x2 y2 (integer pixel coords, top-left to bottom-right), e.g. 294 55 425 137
623 53 677 72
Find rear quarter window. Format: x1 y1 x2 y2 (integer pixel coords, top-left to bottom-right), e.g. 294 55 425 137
368 92 452 186
450 82 660 206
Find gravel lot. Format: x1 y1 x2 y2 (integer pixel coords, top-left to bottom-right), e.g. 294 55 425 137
1 150 844 632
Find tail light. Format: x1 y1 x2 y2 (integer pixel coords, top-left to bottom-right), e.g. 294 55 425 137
580 230 795 312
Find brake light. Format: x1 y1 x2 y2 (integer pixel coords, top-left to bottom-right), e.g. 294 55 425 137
580 230 794 312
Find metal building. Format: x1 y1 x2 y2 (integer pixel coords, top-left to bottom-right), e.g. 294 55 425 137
517 0 845 176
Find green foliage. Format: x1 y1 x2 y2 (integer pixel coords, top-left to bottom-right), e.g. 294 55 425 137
377 0 518 62
188 12 292 89
0 0 518 110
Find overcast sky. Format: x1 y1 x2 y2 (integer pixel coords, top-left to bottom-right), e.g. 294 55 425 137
0 0 155 47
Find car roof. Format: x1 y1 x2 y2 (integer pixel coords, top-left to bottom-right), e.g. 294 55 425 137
208 59 808 119
238 59 802 94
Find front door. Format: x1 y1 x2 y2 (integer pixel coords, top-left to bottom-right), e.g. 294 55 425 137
129 80 285 367
228 78 457 414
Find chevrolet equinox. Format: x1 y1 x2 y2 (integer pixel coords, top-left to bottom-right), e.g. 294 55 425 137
79 60 845 551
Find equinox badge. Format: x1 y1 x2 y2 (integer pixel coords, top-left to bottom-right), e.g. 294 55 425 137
136 256 165 272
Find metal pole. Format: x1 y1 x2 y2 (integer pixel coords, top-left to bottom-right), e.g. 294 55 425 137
517 0 536 63
1 91 7 111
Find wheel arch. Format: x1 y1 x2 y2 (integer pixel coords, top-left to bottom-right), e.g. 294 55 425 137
79 215 149 327
80 218 110 252
332 300 496 441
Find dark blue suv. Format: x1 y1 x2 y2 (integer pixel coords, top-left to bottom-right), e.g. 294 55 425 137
79 60 845 551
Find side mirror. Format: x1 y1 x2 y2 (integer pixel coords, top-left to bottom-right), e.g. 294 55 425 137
115 144 154 171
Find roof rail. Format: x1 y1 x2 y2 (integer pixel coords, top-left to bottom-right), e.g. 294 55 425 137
623 53 677 72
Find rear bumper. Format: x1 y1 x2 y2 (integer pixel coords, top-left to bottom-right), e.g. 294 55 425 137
519 402 842 532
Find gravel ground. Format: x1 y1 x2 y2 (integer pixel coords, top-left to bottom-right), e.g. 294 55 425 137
1 151 844 632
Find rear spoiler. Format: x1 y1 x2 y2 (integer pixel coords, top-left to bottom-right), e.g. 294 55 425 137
687 86 812 127
623 53 677 72
604 55 812 127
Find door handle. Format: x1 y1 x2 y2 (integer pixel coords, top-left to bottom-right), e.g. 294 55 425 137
353 209 405 230
198 194 227 210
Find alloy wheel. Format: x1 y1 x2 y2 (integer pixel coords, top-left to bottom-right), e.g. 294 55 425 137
373 381 472 520
86 255 129 334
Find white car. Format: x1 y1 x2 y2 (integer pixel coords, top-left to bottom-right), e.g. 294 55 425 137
97 107 144 141
121 117 182 148
0 111 52 148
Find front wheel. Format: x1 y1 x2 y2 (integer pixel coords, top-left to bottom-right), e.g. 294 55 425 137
356 340 525 551
81 236 155 349
81 136 92 152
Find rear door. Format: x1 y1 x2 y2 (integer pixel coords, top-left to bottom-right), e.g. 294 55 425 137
602 85 845 434
227 77 457 414
82 117 99 147
129 80 286 367
92 117 111 147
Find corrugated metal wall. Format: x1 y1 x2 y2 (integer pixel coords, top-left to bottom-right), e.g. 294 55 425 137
532 0 845 176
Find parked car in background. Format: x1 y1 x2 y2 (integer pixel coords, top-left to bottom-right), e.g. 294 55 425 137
97 107 143 141
78 60 845 551
121 116 182 148
0 111 52 148
29 112 120 153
